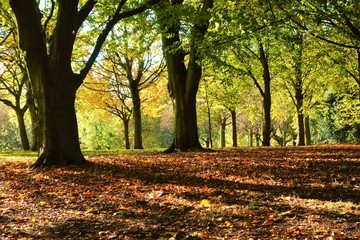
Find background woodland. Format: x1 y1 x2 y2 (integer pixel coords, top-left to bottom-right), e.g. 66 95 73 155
0 0 359 152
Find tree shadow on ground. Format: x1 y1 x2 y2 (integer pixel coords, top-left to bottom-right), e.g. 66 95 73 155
46 149 360 204
1 145 359 239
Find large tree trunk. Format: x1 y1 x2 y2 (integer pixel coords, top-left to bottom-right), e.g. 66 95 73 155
159 0 213 152
11 0 86 167
130 85 143 149
12 0 157 166
169 82 202 151
31 74 86 167
297 110 305 146
294 34 305 146
259 41 272 146
230 109 237 147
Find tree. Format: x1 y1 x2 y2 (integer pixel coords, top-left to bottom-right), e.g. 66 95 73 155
0 43 30 150
279 0 360 95
0 5 38 151
105 85 133 150
82 71 133 149
205 0 285 146
156 0 214 152
9 0 159 167
99 21 164 149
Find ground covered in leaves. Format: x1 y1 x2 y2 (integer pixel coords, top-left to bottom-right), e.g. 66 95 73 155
0 144 359 239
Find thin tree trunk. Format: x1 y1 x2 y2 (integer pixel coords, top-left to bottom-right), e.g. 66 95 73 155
220 117 226 148
27 84 39 151
15 109 30 150
123 118 130 149
230 109 237 147
248 128 253 147
204 79 213 148
297 112 305 146
207 107 213 148
283 129 287 146
305 116 311 145
255 131 261 146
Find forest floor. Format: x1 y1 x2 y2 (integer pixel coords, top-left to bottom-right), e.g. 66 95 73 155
0 144 359 239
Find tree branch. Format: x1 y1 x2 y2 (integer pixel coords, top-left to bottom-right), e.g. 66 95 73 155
75 0 97 32
79 0 160 80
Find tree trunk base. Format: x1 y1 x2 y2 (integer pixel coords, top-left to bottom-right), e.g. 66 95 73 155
30 150 88 169
163 140 214 153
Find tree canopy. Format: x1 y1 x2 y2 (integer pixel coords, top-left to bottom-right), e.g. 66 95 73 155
0 0 359 162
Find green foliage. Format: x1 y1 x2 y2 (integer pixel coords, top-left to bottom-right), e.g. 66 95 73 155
141 114 173 148
0 106 21 151
2 0 360 151
77 108 123 150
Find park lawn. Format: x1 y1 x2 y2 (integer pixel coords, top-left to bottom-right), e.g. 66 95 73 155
0 144 359 239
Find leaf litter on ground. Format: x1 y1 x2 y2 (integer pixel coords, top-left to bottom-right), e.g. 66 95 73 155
0 144 359 239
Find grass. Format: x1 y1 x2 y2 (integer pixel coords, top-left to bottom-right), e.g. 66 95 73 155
0 148 165 165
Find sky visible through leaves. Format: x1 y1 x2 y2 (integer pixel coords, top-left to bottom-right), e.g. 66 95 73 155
0 144 359 239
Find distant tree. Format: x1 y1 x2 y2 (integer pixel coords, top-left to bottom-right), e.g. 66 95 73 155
0 6 38 151
84 71 133 150
0 44 30 150
99 21 164 149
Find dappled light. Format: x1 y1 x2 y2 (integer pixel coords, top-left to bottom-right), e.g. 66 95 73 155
1 145 359 239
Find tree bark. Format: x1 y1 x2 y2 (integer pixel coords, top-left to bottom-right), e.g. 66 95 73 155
305 116 311 145
129 83 143 149
26 84 39 151
11 0 86 167
259 41 272 146
158 0 213 152
230 109 237 147
220 117 227 148
248 128 253 147
207 106 213 148
15 109 30 150
123 118 131 149
294 34 305 146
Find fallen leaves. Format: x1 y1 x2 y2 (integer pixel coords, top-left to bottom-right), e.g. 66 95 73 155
0 144 359 239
